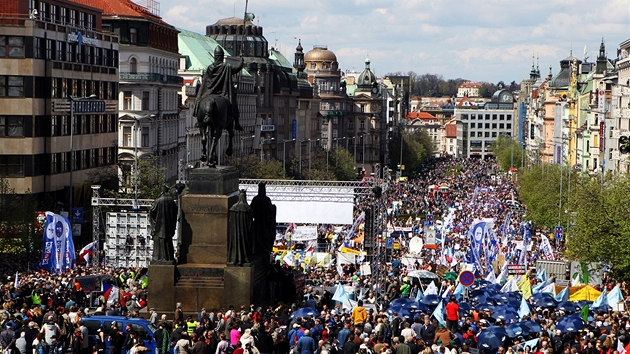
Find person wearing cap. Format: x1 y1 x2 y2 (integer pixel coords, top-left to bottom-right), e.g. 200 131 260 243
433 324 454 348
48 334 64 354
149 308 158 328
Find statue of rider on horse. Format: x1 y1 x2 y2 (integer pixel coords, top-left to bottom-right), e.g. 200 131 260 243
192 46 243 166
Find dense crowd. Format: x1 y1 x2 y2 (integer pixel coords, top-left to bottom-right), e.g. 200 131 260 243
0 156 629 354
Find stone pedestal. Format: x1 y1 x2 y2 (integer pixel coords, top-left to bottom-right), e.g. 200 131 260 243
223 265 254 309
188 166 239 195
147 263 175 311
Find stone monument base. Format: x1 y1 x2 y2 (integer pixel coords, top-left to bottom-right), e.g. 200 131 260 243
223 265 254 309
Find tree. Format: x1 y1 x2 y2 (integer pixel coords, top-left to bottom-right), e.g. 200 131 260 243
519 164 566 229
490 135 523 171
224 154 290 179
332 146 356 181
0 177 41 260
88 155 166 199
388 129 434 174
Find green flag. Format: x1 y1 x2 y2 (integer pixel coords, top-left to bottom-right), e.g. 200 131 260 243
581 263 590 285
581 303 589 322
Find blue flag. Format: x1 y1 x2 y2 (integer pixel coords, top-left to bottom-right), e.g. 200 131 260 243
432 300 445 325
41 212 75 273
592 289 608 308
607 285 623 307
536 269 547 282
415 287 424 302
518 294 531 318
555 286 569 302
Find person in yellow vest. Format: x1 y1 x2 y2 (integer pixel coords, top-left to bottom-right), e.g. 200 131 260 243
186 315 198 335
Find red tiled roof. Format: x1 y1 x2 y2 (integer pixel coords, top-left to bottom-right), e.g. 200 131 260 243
407 111 436 120
69 0 165 23
459 82 483 88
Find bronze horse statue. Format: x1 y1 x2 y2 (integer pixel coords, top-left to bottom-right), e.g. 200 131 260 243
193 46 243 167
195 95 234 166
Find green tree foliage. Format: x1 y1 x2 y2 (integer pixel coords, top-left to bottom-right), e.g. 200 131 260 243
88 155 166 199
224 154 290 179
491 135 524 171
565 174 630 276
388 129 435 173
519 164 566 229
0 177 40 257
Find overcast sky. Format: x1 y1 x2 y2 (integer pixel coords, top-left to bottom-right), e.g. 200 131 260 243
159 0 630 84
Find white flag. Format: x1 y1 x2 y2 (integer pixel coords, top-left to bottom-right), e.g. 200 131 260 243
425 281 438 296
501 277 519 293
486 269 497 284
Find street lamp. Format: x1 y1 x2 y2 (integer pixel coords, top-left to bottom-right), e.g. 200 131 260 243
260 137 275 162
240 135 255 164
133 114 155 209
282 139 295 172
68 94 98 212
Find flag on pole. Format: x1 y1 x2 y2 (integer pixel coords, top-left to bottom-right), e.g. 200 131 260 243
432 300 445 325
486 269 497 284
518 294 530 318
607 285 623 307
592 289 608 308
41 212 75 273
555 286 569 302
14 272 19 289
424 281 438 296
495 263 509 284
79 241 98 264
540 282 556 296
581 304 589 322
501 277 518 293
617 340 626 354
517 274 532 299
101 282 119 306
536 268 547 282
415 287 424 302
332 284 350 304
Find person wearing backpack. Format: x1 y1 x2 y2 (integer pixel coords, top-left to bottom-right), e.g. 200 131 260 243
47 335 63 354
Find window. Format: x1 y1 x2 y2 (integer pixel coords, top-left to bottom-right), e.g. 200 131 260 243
130 58 138 74
470 131 475 137
141 127 149 147
87 14 94 29
499 114 505 120
492 114 497 120
69 10 76 26
79 12 85 28
0 76 24 97
499 123 504 129
123 91 132 110
0 36 25 58
129 28 138 44
123 127 132 147
485 132 490 137
492 132 497 137
0 116 23 137
492 123 497 129
507 114 512 121
470 123 475 128
45 39 53 60
360 120 365 129
98 115 105 133
0 156 24 177
60 7 66 24
506 124 511 130
50 5 57 23
310 62 316 69
477 132 482 137
141 91 149 110
462 114 468 120
470 114 476 120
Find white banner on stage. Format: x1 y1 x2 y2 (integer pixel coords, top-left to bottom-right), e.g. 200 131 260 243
291 226 318 242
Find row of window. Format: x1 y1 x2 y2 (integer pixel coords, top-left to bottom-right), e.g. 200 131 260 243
0 148 116 178
461 113 512 121
469 123 512 130
122 126 150 147
0 36 24 58
37 1 96 30
0 75 118 100
471 131 501 138
0 115 117 138
34 37 118 67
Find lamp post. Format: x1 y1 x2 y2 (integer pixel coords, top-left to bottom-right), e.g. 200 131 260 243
260 137 275 162
282 139 295 172
361 134 365 169
240 135 255 164
68 94 98 212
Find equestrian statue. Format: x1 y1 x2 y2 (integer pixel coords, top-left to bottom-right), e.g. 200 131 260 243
192 46 244 167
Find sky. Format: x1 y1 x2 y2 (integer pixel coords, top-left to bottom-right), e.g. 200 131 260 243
159 0 630 84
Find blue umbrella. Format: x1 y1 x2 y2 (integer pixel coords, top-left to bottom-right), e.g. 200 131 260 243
491 309 519 322
506 292 522 302
473 295 497 306
489 294 508 305
474 303 495 312
483 326 509 337
290 307 318 319
590 305 612 313
458 302 473 312
576 300 591 309
405 301 429 312
477 329 508 350
519 320 543 335
505 323 525 338
507 300 522 309
556 315 585 332
556 301 581 313
531 295 557 308
470 289 491 298
386 305 411 318
391 298 414 307
422 294 441 306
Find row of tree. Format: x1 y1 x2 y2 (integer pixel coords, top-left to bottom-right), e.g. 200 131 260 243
387 72 521 98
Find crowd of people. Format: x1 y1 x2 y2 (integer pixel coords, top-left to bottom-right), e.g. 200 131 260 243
0 156 629 354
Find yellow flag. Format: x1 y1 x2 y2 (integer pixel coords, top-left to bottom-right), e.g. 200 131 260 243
517 274 532 299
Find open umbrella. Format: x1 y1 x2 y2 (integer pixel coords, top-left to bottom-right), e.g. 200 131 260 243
477 329 508 350
531 295 557 308
405 301 429 312
391 298 415 307
474 303 495 312
489 294 509 305
422 294 441 306
505 323 525 338
491 309 519 322
472 295 497 306
443 272 458 281
556 301 581 313
290 307 318 319
458 302 473 312
519 320 543 335
386 305 411 318
556 315 585 332
470 289 491 298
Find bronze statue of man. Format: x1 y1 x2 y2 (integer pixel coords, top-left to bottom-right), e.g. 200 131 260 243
193 46 244 131
149 185 177 262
